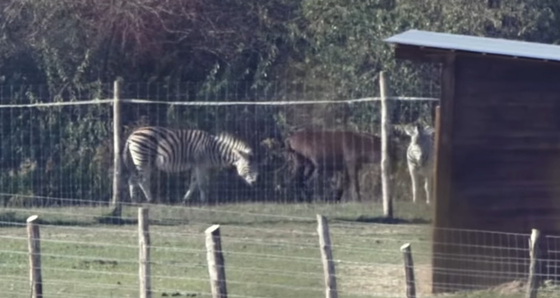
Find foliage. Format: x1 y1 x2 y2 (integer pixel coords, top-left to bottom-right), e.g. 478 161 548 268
290 0 560 125
1 0 560 205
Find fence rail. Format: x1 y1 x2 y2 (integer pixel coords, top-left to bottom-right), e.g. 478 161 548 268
0 206 558 298
0 73 438 213
6 74 558 297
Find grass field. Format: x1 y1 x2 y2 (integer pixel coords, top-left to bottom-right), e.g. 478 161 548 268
0 201 558 298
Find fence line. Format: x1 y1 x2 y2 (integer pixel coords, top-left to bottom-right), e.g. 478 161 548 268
0 99 115 108
1 202 541 239
4 208 558 298
1 231 429 257
0 96 439 109
2 209 542 255
0 70 442 212
3 76 557 297
119 96 439 105
0 73 439 210
5 243 540 269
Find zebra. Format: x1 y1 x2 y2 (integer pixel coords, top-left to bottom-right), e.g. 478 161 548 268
122 127 259 203
404 124 435 204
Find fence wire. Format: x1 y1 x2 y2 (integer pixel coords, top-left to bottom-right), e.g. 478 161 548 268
0 80 438 207
2 80 558 298
2 206 559 298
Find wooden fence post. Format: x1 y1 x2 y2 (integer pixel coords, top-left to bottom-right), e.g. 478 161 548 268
401 243 416 298
27 215 42 298
138 208 152 298
111 79 123 218
205 225 228 298
526 229 541 298
379 71 393 218
317 214 338 298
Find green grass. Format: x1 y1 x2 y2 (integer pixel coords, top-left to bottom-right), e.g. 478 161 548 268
0 202 558 298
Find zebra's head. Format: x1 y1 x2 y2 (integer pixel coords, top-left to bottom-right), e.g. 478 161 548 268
232 148 259 186
215 132 259 186
405 124 433 145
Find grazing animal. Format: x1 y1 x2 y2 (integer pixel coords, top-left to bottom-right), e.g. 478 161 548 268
122 127 258 203
404 124 434 204
284 130 383 202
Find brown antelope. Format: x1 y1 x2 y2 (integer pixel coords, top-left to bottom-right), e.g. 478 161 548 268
284 129 385 202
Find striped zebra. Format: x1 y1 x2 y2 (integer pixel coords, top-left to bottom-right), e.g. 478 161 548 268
405 124 435 204
122 127 259 203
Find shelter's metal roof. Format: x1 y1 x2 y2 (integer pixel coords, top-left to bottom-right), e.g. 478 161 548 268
384 29 560 62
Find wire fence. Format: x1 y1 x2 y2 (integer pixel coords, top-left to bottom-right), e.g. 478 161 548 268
2 204 560 298
0 78 438 208
3 78 559 297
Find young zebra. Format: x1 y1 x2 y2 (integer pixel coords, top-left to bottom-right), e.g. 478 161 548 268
122 127 259 203
404 124 435 204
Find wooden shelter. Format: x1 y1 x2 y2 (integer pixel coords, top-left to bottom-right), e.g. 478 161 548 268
385 30 560 293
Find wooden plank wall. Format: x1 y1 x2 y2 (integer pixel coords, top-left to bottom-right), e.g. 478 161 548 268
432 55 560 293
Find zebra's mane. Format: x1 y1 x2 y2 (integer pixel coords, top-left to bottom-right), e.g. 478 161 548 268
214 132 253 154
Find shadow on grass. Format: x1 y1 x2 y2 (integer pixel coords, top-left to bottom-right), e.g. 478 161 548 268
334 215 432 225
94 214 138 225
0 212 27 227
94 215 315 227
0 209 311 228
93 214 315 227
0 211 139 227
147 216 316 227
0 211 97 228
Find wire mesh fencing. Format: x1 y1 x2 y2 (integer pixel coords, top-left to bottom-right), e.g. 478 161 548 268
2 205 560 298
0 79 438 209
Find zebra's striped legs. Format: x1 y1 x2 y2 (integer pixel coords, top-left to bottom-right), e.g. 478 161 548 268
409 168 432 204
183 172 198 203
125 166 154 203
183 167 210 203
424 176 432 205
128 175 138 203
196 167 210 203
409 166 421 203
137 170 154 203
127 172 153 203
